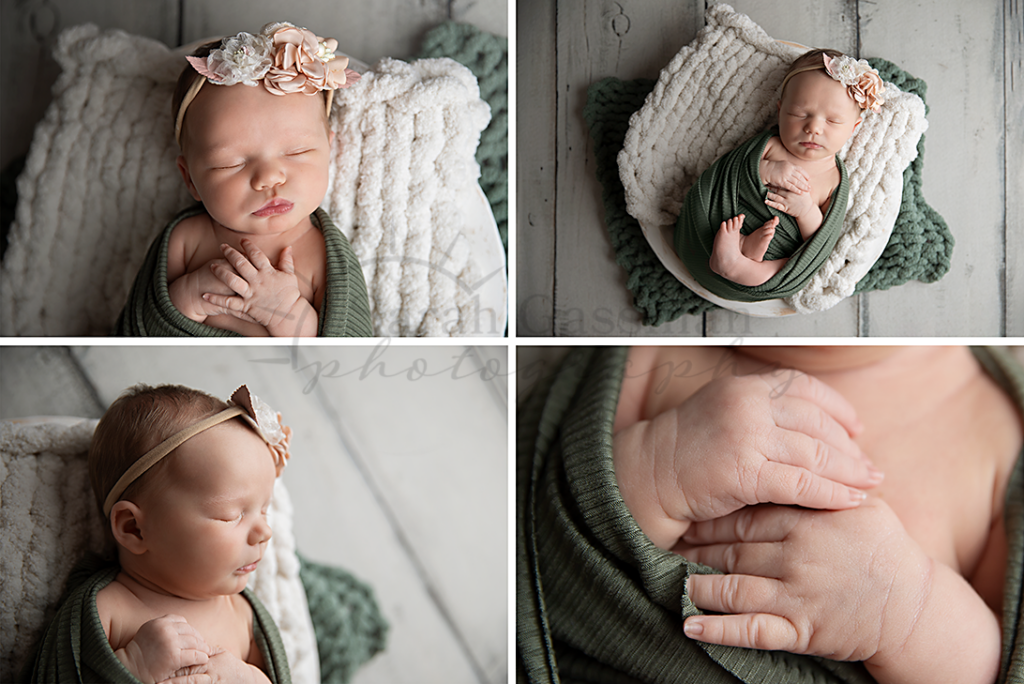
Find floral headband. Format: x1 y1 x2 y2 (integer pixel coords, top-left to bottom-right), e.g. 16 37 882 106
102 385 292 517
174 22 361 145
779 53 886 113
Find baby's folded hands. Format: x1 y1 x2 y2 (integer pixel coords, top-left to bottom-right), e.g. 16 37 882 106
205 240 316 336
613 371 882 550
115 614 211 684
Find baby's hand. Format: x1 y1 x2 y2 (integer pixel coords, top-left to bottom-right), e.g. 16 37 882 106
158 648 271 684
204 240 317 337
760 159 810 194
764 187 818 222
681 500 930 664
168 260 244 323
115 614 212 684
613 372 881 550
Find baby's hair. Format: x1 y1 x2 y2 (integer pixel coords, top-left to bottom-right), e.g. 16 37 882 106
88 384 229 517
171 39 332 147
780 48 845 98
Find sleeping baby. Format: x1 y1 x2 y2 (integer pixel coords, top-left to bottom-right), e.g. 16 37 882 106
675 49 886 300
117 22 372 337
26 383 293 683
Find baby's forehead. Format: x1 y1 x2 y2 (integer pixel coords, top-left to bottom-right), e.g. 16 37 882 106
783 72 859 110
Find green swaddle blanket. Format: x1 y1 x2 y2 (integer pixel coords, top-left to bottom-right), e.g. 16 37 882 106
116 206 373 337
25 560 291 684
517 347 1024 684
673 129 849 303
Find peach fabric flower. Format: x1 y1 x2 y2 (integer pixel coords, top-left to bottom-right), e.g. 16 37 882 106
824 54 886 113
263 24 358 95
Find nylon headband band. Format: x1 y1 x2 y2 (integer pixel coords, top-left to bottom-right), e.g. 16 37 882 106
778 63 827 97
173 78 335 146
102 405 245 517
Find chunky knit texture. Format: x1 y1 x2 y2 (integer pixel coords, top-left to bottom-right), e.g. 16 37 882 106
418 22 508 252
586 5 952 323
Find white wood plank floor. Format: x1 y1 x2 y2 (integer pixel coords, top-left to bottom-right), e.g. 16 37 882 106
0 344 508 684
517 0 1022 337
1 0 507 172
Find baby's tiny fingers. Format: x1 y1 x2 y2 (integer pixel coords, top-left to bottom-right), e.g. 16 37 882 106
277 245 296 275
755 461 866 510
210 262 251 296
220 244 260 280
684 613 799 652
686 573 781 615
683 505 796 546
203 293 246 312
240 238 274 270
678 541 784 578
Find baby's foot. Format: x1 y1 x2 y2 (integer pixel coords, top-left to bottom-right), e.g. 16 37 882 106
709 215 747 280
738 216 780 262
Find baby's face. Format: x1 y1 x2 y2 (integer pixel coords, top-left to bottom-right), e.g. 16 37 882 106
177 83 333 236
132 419 277 600
777 70 862 162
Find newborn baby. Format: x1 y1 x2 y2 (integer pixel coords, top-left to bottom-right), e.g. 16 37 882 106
674 49 885 300
24 384 293 683
117 23 371 337
613 347 1021 684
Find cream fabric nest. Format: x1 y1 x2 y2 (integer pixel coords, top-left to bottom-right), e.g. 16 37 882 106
618 3 928 313
0 24 489 336
0 418 320 683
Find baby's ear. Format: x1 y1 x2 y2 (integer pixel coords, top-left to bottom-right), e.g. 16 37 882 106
176 155 202 202
109 501 147 555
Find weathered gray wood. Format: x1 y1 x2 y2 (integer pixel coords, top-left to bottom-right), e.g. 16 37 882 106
182 0 505 64
859 0 1004 336
65 345 504 684
516 0 557 336
552 0 704 336
1006 0 1024 337
0 0 179 169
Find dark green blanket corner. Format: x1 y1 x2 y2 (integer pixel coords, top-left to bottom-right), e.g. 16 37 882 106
583 58 953 326
115 206 373 337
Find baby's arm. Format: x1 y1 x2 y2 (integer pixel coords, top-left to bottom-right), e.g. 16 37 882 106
158 648 272 684
612 371 880 550
682 502 1001 684
204 240 318 338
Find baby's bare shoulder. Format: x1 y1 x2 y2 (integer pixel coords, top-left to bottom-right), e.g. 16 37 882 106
168 213 213 252
96 579 146 645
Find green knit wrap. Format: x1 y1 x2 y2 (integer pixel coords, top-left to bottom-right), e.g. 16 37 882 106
115 206 373 337
25 558 291 684
417 22 508 252
517 347 1023 684
583 58 953 324
674 128 849 302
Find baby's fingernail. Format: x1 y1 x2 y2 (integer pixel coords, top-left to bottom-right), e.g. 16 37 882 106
867 467 885 485
849 488 867 503
684 620 704 637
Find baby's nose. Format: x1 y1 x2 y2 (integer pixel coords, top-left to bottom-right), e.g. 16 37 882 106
252 162 285 190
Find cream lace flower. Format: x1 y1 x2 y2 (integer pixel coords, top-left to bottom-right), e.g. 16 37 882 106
187 32 272 86
824 54 886 113
230 385 292 476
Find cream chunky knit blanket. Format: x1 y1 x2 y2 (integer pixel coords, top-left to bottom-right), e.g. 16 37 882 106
1 419 321 683
618 4 928 313
0 24 490 336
